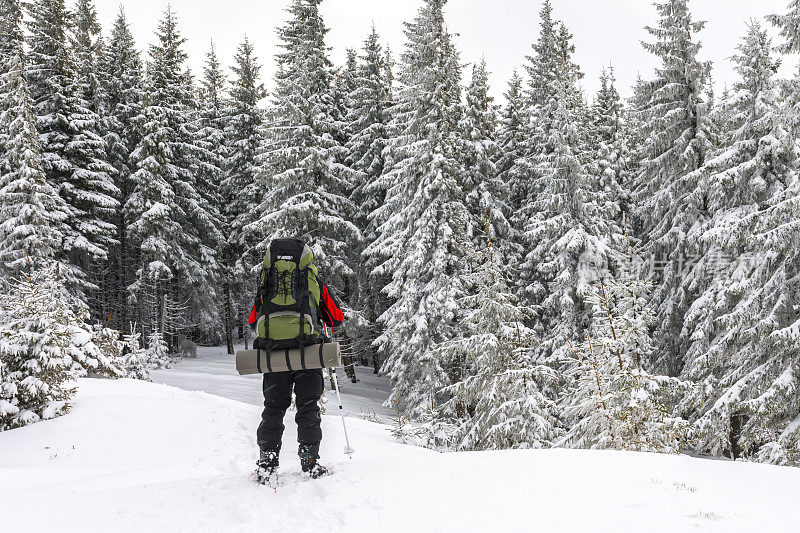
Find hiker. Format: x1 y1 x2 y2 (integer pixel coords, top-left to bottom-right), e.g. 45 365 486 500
248 238 344 481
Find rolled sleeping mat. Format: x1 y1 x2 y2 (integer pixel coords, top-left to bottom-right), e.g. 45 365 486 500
236 342 341 375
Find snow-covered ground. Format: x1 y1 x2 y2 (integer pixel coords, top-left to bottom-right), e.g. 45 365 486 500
1 371 799 531
149 345 394 420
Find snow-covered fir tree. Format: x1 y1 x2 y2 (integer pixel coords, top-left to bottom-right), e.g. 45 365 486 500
770 1 800 139
0 258 121 430
768 0 800 54
220 36 265 352
144 330 171 370
126 7 218 347
345 26 394 369
346 27 393 205
678 22 800 465
512 1 559 266
459 59 509 248
71 0 118 319
440 223 562 451
495 70 527 269
101 8 144 332
330 48 358 164
700 79 732 161
520 6 619 367
191 42 227 341
590 67 627 224
634 0 710 377
26 0 118 303
91 324 125 375
249 0 359 293
622 74 652 181
366 0 471 414
72 0 104 118
0 0 68 274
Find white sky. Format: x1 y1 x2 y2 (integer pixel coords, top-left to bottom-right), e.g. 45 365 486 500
93 0 799 104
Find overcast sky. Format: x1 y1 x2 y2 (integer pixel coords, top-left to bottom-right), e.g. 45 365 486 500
93 0 799 103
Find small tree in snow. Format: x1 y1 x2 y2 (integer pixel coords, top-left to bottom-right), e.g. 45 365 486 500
90 325 127 378
120 328 150 381
0 264 78 430
561 250 691 453
144 330 171 370
66 309 123 378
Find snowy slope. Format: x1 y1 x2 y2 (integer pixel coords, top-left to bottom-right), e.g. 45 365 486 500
1 378 799 533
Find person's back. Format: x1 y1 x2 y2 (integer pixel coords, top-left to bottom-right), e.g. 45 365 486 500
248 238 343 482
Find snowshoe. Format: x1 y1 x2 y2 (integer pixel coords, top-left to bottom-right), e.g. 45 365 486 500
254 450 279 486
254 465 279 486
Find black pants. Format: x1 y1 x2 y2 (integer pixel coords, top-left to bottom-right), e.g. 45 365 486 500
256 368 324 459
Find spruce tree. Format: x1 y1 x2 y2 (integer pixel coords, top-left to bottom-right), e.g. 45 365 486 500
144 330 170 370
768 1 800 54
525 0 560 113
331 48 358 163
71 0 119 318
512 1 559 274
700 79 731 160
249 0 359 292
0 0 68 273
634 0 710 376
560 257 690 453
494 70 527 270
120 329 151 381
101 8 144 332
345 26 394 370
27 0 118 303
459 59 508 247
590 67 627 223
126 7 217 345
0 265 76 430
678 22 800 465
72 0 104 116
440 224 562 450
193 42 227 341
221 36 265 352
366 0 471 414
520 7 619 367
769 1 800 139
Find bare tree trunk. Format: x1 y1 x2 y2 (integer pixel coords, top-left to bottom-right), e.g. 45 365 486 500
222 280 234 355
243 311 249 350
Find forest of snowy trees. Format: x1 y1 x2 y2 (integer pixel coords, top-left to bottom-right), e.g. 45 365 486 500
1 0 800 467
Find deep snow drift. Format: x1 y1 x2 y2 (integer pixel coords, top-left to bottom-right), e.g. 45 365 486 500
1 378 799 532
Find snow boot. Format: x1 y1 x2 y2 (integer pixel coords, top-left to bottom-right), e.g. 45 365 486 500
299 444 330 479
255 450 279 484
300 456 330 479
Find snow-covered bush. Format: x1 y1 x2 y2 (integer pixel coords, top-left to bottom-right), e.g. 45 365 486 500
67 319 124 378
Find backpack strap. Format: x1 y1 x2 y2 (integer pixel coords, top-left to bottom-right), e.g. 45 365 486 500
258 258 273 351
297 266 309 363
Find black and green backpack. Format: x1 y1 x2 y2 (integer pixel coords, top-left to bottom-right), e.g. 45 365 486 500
255 238 323 350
